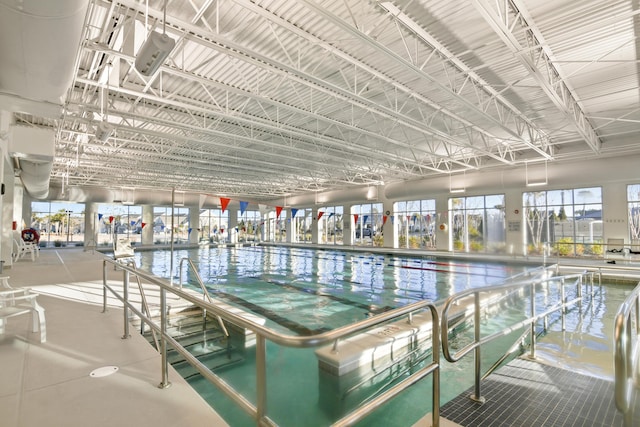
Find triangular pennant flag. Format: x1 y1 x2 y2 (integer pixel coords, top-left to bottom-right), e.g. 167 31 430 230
240 201 249 215
354 214 359 224
276 206 283 219
188 228 193 234
109 216 114 224
328 212 334 218
98 213 103 220
383 215 388 225
220 228 224 234
130 221 135 226
220 197 231 213
291 208 298 218
317 211 325 220
141 222 147 229
363 215 369 224
259 204 268 214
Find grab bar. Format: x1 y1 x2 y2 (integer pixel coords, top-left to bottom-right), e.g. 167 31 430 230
441 270 589 403
178 257 228 337
614 281 640 427
102 257 440 427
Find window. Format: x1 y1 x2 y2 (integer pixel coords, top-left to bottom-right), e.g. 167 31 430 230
523 187 602 256
201 209 229 243
449 194 505 253
318 206 343 245
292 208 312 243
31 202 85 247
394 199 436 249
627 184 640 250
237 210 261 242
351 203 383 247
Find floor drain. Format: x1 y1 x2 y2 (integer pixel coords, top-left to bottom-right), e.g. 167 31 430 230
90 366 119 378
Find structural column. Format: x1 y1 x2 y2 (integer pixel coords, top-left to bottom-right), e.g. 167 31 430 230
84 202 98 249
141 205 154 246
228 207 238 244
311 208 320 244
189 207 199 245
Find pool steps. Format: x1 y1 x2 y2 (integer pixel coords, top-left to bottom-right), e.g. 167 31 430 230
315 289 522 377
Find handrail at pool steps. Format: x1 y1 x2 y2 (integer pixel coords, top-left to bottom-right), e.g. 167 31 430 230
440 268 593 404
101 257 441 427
614 280 640 427
178 257 229 337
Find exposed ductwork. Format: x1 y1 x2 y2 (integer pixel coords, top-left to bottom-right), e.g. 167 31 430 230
0 0 89 108
9 126 55 199
0 0 90 198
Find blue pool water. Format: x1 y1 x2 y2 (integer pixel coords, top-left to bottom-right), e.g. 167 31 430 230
135 246 529 334
127 246 631 426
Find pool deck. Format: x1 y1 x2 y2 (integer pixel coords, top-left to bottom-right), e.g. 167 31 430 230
1 246 638 427
0 248 228 427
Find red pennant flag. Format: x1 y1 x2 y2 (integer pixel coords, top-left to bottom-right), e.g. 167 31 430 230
108 216 114 224
141 222 147 228
220 228 224 234
317 211 324 220
276 206 283 218
383 215 388 225
220 197 231 213
354 214 359 224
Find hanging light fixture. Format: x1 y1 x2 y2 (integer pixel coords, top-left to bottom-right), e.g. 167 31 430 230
135 0 175 76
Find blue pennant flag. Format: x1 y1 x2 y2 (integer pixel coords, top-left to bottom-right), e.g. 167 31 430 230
240 200 249 215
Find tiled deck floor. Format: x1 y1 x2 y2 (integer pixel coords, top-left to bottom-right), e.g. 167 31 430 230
440 357 640 427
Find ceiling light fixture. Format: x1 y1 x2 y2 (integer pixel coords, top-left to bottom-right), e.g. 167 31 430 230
135 0 175 77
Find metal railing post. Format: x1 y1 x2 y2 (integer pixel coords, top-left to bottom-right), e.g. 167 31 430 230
529 282 536 359
158 286 171 389
102 260 108 313
471 292 484 403
101 258 442 427
560 278 566 331
256 335 267 424
122 269 131 339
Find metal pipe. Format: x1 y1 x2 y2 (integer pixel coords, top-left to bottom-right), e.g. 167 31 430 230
122 269 130 339
101 258 440 426
471 292 484 403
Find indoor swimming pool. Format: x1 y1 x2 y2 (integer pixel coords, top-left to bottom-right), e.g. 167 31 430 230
125 246 632 426
136 246 530 334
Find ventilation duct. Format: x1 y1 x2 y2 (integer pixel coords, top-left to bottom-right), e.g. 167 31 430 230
9 126 55 199
0 0 90 112
18 160 53 199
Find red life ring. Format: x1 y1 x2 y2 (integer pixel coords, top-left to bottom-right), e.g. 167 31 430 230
21 228 40 243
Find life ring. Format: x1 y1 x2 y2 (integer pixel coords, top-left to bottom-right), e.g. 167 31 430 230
21 228 40 243
439 223 448 232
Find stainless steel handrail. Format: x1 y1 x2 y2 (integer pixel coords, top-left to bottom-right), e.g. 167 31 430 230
102 257 440 427
178 257 228 337
441 270 589 403
614 281 640 427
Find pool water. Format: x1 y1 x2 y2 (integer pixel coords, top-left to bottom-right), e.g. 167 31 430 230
136 246 528 334
130 246 631 426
